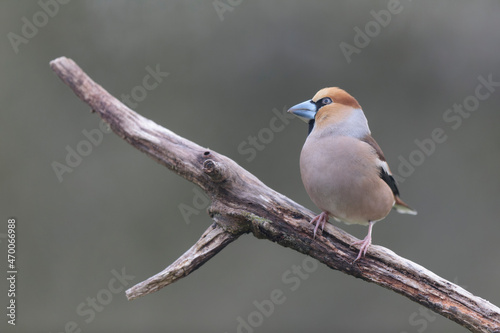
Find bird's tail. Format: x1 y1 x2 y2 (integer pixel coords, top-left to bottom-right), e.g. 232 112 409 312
393 196 417 215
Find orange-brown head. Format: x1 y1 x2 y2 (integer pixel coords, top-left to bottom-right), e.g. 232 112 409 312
288 87 368 138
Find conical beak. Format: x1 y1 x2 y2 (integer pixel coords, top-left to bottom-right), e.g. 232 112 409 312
287 100 316 123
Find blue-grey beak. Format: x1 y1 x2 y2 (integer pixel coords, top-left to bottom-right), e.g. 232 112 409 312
287 100 316 123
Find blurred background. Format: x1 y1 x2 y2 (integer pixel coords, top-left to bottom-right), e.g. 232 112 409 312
1 1 499 332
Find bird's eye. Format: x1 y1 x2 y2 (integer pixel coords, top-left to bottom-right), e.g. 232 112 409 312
313 97 333 111
321 97 332 105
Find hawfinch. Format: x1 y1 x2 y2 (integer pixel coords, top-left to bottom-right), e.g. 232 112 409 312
288 87 416 261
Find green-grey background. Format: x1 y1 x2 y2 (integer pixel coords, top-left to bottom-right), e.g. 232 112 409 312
1 1 500 332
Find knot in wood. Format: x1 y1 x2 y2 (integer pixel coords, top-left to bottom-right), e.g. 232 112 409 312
203 159 227 183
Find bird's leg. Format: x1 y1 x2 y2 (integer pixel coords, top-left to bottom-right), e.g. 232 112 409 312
309 211 329 238
352 221 374 262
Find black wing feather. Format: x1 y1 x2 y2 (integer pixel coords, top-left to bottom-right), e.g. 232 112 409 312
379 167 400 197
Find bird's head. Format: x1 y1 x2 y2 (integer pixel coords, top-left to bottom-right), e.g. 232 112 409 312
288 87 364 135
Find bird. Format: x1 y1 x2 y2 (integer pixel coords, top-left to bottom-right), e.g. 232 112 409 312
288 87 416 262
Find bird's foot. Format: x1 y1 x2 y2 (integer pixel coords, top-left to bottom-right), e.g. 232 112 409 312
352 221 374 262
309 211 329 238
352 235 372 262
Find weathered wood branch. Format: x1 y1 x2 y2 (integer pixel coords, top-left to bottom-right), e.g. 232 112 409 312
50 57 500 333
126 223 240 300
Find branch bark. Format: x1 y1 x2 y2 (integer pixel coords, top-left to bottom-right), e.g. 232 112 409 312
50 57 500 333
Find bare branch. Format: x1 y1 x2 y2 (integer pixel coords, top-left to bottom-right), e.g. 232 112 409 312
126 223 241 300
50 57 500 333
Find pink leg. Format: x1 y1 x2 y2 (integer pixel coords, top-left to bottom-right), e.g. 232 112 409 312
352 221 374 262
309 211 329 238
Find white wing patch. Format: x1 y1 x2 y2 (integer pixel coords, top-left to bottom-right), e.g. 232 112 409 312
376 158 391 175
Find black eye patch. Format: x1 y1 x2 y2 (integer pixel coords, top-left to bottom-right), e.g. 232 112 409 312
314 97 333 111
307 97 333 136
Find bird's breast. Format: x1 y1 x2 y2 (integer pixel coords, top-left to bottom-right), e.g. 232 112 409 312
299 135 394 225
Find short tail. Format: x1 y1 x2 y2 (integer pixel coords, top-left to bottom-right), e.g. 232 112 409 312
393 196 417 215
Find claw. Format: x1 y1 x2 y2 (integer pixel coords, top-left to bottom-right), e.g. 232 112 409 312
309 211 329 238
